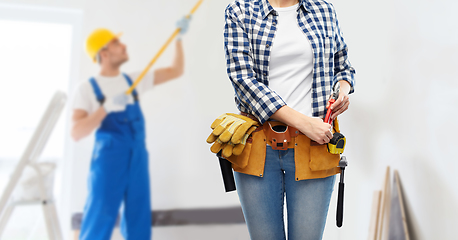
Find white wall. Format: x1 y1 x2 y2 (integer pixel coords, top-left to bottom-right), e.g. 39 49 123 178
0 0 237 238
1 0 456 239
326 0 458 239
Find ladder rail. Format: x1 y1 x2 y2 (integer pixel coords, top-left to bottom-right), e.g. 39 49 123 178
0 91 66 238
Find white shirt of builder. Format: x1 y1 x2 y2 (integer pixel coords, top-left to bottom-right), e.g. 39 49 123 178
268 3 314 117
72 72 154 114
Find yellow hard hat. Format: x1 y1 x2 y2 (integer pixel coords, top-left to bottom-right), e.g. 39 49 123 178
85 28 122 63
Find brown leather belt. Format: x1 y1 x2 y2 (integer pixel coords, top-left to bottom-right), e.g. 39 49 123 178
240 112 259 122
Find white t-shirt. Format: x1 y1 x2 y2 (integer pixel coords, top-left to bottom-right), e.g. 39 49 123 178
72 71 154 114
269 3 314 117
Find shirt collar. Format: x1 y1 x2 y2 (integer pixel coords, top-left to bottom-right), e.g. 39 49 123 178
260 0 310 19
298 0 312 13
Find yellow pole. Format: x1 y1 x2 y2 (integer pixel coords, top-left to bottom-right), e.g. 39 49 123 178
126 0 204 95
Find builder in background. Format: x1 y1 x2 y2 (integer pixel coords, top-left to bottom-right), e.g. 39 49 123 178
71 17 190 240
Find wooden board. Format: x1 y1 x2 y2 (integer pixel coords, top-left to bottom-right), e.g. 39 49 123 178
376 166 391 240
388 170 410 240
368 190 381 240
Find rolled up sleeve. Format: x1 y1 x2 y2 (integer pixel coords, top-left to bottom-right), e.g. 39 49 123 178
224 4 286 124
332 6 356 94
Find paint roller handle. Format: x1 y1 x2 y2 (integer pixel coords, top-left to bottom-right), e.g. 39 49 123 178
189 0 204 16
125 0 204 95
217 151 236 192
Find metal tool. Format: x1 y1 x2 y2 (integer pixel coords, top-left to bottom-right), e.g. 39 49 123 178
336 156 347 227
324 83 346 154
217 151 236 192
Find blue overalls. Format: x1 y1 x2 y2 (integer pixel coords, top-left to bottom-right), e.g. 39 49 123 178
80 74 151 240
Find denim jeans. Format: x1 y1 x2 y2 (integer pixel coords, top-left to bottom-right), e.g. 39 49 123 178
234 146 336 240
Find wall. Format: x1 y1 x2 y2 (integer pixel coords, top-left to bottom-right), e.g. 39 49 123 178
327 0 458 239
0 0 456 239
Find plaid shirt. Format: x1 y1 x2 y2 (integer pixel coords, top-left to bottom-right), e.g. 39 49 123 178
224 0 356 124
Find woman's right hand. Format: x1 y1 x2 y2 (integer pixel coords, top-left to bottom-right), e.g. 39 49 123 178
271 106 333 145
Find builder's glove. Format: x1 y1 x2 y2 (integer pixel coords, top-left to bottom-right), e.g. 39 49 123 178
232 126 257 155
176 15 191 38
103 93 133 114
207 113 259 158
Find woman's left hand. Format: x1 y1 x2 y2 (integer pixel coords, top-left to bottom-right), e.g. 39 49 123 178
327 80 351 119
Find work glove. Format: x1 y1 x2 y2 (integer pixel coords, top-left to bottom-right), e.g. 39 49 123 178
103 93 133 114
232 126 257 156
209 139 231 157
207 113 259 158
176 15 191 39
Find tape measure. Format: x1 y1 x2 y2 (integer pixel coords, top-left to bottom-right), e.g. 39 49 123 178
328 132 346 154
324 87 346 154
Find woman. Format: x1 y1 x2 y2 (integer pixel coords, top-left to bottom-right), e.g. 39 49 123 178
223 0 355 239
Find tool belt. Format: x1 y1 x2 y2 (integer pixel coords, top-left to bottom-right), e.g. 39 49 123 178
264 121 301 150
218 113 341 180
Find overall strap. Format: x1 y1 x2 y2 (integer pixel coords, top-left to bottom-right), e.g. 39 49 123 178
89 77 105 105
122 73 139 102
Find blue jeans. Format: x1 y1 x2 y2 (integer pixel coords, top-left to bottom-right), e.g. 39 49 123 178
234 146 335 240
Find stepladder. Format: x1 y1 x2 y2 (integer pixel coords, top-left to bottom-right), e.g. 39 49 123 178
0 91 66 240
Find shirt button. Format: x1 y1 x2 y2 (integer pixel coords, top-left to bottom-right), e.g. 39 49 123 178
273 22 277 26
266 44 270 48
263 73 267 76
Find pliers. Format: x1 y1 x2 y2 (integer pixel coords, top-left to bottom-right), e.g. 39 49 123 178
324 82 340 124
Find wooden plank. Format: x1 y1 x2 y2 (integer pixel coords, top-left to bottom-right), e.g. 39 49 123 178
376 166 391 240
395 171 410 239
388 170 410 240
368 190 381 240
383 167 392 240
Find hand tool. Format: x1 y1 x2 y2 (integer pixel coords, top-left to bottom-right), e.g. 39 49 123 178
217 150 236 192
324 83 346 154
336 156 347 227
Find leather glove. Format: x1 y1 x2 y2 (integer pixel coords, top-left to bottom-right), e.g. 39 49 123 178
103 93 133 113
207 113 259 158
210 113 258 144
232 126 257 156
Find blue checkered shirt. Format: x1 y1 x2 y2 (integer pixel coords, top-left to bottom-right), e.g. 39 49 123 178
224 0 356 124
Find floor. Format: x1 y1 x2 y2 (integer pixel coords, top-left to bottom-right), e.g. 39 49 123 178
1 160 251 240
111 224 250 240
